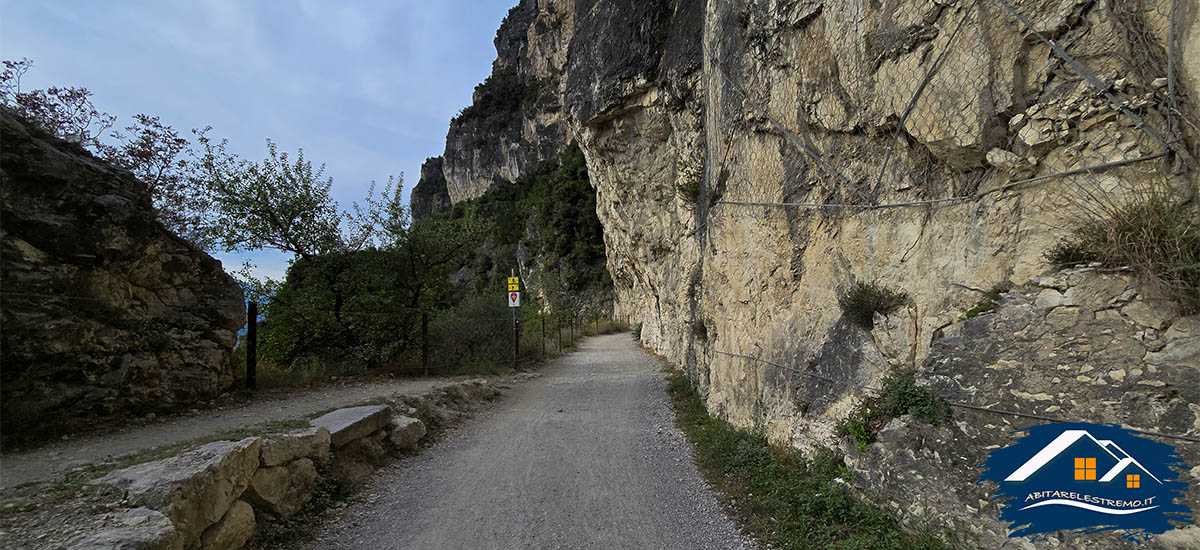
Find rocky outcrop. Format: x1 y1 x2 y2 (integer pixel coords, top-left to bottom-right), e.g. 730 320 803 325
844 269 1200 548
434 0 576 203
11 378 502 550
409 157 452 223
94 409 423 549
0 112 244 443
99 438 261 548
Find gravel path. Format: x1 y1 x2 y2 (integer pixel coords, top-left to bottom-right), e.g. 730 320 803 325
0 377 461 489
307 333 757 550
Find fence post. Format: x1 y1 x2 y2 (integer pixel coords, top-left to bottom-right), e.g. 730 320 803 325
513 318 520 370
570 316 574 347
541 316 545 357
246 301 257 390
557 318 562 353
421 311 429 376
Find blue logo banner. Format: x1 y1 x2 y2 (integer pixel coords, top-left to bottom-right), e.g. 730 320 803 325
980 422 1192 542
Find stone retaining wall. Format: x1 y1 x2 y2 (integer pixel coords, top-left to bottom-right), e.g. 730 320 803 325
70 379 499 550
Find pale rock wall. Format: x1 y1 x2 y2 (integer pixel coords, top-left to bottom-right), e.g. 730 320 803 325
424 0 1199 545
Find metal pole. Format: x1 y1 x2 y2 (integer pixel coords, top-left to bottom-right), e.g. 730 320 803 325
541 316 545 357
570 316 574 347
557 318 562 353
421 311 429 376
513 318 520 370
246 301 257 390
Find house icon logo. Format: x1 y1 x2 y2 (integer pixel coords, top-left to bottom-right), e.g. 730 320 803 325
980 422 1193 542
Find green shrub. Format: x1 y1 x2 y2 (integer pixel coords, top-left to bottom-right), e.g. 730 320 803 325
879 373 950 424
838 415 875 453
840 373 949 455
837 281 909 330
1045 239 1096 268
675 178 700 202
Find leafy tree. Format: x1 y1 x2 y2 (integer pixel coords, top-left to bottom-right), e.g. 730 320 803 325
193 133 399 260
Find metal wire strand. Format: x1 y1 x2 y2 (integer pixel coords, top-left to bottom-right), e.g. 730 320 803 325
713 349 1200 444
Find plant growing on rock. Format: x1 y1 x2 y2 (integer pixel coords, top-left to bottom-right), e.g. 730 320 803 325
837 281 909 330
840 373 949 453
1050 182 1199 312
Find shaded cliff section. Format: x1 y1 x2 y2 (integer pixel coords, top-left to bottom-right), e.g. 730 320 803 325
0 112 245 445
410 156 450 224
414 0 697 311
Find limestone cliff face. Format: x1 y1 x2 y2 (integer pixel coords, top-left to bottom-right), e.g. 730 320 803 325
0 112 245 443
432 0 1200 545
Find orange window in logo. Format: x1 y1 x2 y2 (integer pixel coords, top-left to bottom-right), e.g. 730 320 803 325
1127 474 1141 488
1074 457 1097 480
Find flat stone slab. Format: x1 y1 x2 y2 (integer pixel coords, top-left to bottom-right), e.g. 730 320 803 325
310 405 392 448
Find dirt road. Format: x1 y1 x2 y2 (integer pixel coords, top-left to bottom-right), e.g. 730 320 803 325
0 377 457 489
307 333 755 550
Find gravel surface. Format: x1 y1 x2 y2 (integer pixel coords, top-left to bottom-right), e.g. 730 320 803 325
307 333 757 550
1 377 458 489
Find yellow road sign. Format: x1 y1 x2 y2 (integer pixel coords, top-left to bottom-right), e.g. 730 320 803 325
507 283 520 291
507 276 519 285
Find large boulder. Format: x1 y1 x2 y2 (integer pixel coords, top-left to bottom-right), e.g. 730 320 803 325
387 415 427 449
0 111 244 444
243 457 318 518
198 500 254 550
100 438 261 548
310 405 392 448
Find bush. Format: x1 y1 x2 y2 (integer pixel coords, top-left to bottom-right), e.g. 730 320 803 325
632 322 643 341
427 293 518 374
1045 239 1096 268
837 281 909 330
675 178 700 202
879 373 950 424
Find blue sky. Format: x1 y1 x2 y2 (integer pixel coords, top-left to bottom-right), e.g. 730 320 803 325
1 0 514 280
